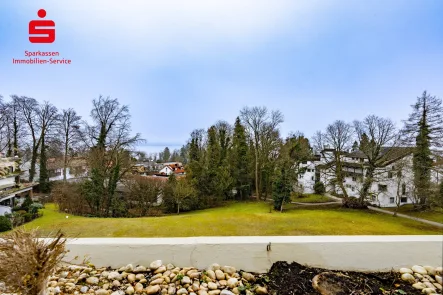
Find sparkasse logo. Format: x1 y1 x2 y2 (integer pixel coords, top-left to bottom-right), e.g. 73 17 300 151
11 9 72 65
29 9 55 43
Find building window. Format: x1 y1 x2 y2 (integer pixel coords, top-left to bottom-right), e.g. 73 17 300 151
387 172 393 178
400 197 407 203
402 183 406 195
389 197 395 203
351 187 355 191
311 176 314 181
352 176 356 181
299 174 303 179
378 184 387 192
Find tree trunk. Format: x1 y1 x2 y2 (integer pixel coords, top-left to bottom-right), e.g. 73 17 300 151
63 140 68 181
335 153 349 202
29 145 39 182
6 123 12 157
255 152 259 200
360 166 375 205
39 136 50 193
13 116 19 156
177 203 180 214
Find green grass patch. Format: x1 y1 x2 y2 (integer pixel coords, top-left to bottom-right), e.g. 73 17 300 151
6 202 441 237
385 205 443 224
291 193 334 203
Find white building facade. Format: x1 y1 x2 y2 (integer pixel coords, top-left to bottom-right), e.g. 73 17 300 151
297 148 441 208
0 156 35 216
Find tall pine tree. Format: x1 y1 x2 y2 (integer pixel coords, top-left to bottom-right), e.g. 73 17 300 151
231 117 250 199
403 91 443 208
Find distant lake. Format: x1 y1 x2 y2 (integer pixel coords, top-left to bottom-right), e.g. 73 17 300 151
136 144 183 154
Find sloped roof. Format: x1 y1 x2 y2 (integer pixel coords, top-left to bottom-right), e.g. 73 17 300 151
47 157 87 170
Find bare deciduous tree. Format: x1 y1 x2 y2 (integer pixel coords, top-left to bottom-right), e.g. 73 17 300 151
15 96 41 182
354 115 399 205
390 157 415 216
81 95 144 217
123 175 164 216
240 106 283 200
38 102 60 192
58 108 82 181
312 120 354 203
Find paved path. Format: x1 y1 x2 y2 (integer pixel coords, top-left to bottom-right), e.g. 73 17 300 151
312 194 443 229
367 206 443 228
324 193 343 202
267 193 443 228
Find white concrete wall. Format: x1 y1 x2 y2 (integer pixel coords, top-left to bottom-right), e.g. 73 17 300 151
298 162 316 194
0 205 12 216
61 236 443 273
312 154 435 208
48 167 88 182
159 166 173 176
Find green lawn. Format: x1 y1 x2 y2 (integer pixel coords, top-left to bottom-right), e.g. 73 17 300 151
292 193 334 203
385 204 443 224
12 202 442 237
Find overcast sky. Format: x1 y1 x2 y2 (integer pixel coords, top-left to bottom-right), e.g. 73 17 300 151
1 0 442 154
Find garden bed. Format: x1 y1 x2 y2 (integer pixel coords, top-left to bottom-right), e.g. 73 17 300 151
267 261 441 294
2 260 441 295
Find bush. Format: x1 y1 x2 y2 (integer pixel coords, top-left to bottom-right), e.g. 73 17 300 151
52 181 90 215
0 216 12 232
0 228 67 295
342 197 369 209
29 203 43 215
428 182 443 209
30 202 44 209
23 213 34 223
20 195 33 212
314 181 326 195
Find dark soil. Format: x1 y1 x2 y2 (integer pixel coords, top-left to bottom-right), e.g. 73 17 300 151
266 261 422 295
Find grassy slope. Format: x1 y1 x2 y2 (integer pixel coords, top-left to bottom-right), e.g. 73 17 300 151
18 202 442 237
292 194 334 203
384 204 443 224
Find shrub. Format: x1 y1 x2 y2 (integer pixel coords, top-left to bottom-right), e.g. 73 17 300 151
23 213 34 223
20 195 33 212
314 181 326 195
0 228 67 295
0 216 12 232
122 175 165 217
8 212 24 227
428 182 443 209
52 181 90 215
290 191 305 199
30 202 44 209
342 197 369 209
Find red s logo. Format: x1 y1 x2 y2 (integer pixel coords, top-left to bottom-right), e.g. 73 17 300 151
29 9 55 43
